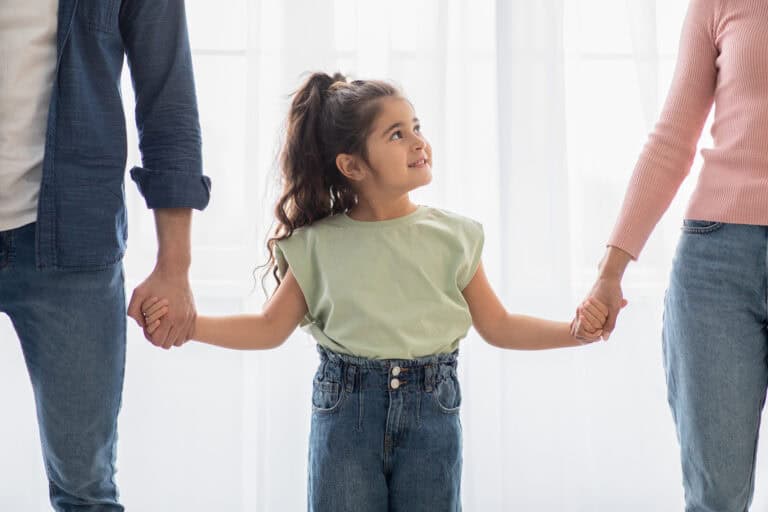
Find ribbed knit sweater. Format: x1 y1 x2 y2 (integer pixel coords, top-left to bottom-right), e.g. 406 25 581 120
608 0 768 259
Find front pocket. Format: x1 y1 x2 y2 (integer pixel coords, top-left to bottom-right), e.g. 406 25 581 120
312 381 344 413
681 219 724 234
432 372 462 414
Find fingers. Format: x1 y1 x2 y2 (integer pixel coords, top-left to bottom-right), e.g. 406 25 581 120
585 298 609 317
141 297 167 316
582 299 608 324
148 322 171 348
572 315 601 344
162 324 177 350
143 305 168 326
603 310 619 340
578 306 603 332
146 319 162 335
168 313 188 347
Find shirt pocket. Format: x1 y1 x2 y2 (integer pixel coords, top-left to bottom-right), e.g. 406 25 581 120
78 0 121 33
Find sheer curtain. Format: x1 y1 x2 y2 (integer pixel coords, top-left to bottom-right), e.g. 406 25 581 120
4 0 768 510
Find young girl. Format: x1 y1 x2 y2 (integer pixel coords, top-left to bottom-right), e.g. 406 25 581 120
140 72 608 511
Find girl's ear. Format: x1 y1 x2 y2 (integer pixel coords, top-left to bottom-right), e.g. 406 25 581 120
336 153 366 182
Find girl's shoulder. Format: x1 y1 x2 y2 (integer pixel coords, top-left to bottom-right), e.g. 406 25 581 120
275 214 345 250
421 206 483 234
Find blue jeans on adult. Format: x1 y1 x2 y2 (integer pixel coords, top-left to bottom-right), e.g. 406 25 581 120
664 220 768 511
309 345 463 511
0 223 125 511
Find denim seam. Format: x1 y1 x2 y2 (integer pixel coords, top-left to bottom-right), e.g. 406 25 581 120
415 390 422 430
356 384 364 433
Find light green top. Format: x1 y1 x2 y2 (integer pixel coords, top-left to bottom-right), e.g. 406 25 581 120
275 205 484 359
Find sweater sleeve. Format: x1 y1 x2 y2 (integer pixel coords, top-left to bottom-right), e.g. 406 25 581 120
607 0 720 259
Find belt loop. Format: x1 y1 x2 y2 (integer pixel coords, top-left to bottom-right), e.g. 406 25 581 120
345 364 357 393
424 364 434 392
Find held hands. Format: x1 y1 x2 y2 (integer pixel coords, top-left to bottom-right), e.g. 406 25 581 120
138 297 170 336
127 267 196 349
570 298 610 344
572 276 629 342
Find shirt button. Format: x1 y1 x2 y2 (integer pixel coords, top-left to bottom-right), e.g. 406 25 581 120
390 378 400 390
392 366 401 377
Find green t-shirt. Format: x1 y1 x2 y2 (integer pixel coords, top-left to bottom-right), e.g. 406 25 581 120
274 205 483 359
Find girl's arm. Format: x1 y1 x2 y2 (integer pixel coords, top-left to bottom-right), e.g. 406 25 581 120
462 261 600 350
192 269 308 350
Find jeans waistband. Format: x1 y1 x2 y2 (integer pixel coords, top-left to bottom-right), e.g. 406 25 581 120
316 345 458 393
317 344 458 368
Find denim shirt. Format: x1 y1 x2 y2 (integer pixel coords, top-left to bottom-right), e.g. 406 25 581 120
37 0 211 270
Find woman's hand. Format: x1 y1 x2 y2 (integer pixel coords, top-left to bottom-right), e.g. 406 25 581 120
572 246 633 341
574 277 628 340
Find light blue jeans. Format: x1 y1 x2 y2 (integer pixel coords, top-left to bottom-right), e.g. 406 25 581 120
0 223 125 511
308 345 463 511
664 220 768 511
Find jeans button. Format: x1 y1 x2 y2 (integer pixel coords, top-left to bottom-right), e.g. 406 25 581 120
390 378 400 390
392 366 401 377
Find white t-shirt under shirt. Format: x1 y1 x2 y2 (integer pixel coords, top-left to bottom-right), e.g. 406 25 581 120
0 0 59 231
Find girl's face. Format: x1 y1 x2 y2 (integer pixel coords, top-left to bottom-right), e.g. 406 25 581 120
361 96 432 195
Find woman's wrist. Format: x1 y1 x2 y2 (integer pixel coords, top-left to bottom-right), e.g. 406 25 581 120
597 245 632 280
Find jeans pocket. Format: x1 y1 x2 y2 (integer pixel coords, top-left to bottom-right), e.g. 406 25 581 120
431 370 462 414
312 380 344 414
681 219 724 234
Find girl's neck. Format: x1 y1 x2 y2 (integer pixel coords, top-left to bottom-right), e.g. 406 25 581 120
347 195 418 222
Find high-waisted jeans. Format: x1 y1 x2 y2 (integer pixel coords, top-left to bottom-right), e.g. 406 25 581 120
308 345 463 511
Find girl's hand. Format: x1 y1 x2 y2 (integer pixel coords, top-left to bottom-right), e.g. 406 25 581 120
140 297 170 336
580 297 609 331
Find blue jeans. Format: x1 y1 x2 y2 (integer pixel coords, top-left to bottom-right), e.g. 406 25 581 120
0 223 125 511
663 220 768 511
309 345 463 511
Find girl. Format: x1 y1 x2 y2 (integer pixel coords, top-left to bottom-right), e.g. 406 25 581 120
141 72 608 511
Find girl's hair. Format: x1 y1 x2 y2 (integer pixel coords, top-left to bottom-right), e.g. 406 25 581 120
262 72 401 289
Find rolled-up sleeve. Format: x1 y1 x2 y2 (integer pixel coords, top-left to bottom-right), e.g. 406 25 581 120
121 0 212 210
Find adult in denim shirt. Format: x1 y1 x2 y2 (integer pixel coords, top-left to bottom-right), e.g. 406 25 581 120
0 1 210 510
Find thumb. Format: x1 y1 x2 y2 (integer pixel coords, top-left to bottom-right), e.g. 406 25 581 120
126 289 145 327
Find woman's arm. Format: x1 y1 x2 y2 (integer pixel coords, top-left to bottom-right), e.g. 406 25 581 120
462 262 602 350
191 269 308 350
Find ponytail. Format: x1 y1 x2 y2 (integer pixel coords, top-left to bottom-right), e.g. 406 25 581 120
261 72 400 290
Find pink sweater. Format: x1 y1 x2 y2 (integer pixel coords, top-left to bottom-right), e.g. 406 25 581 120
608 0 768 259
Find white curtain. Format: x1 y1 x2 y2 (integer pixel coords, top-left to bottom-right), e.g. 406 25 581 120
5 0 768 510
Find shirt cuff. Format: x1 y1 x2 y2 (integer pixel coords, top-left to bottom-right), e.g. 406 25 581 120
130 166 212 210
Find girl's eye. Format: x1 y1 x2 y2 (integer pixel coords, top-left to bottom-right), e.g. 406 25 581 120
415 124 421 133
390 130 403 141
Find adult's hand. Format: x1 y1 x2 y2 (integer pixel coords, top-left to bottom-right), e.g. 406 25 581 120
127 208 195 349
127 266 196 349
576 276 627 340
572 246 633 341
